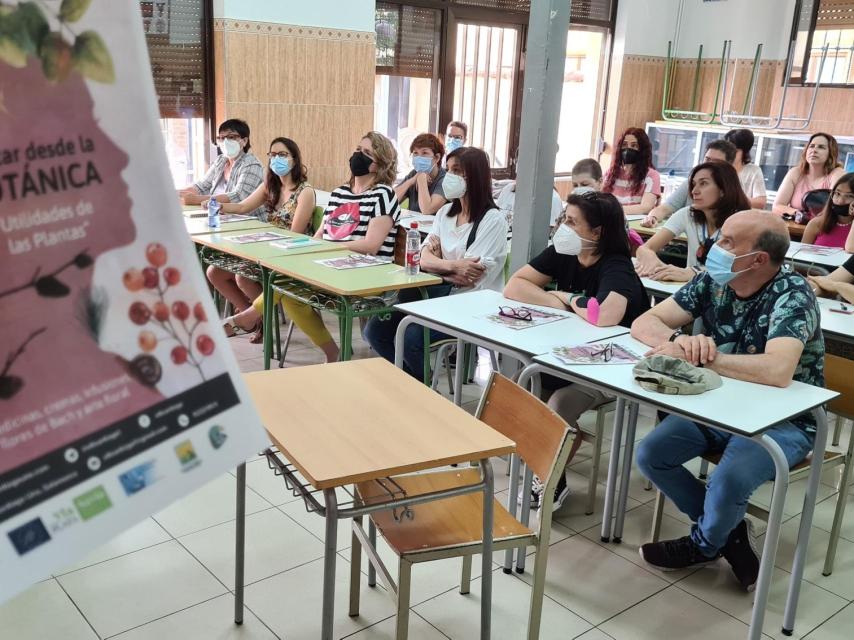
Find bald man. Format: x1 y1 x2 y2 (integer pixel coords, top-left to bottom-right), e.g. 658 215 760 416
630 210 825 590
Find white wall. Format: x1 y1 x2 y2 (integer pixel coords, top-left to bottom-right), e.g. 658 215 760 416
615 0 798 60
221 0 376 32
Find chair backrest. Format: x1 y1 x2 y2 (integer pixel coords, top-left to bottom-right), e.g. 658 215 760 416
311 205 325 235
475 372 575 489
825 353 854 419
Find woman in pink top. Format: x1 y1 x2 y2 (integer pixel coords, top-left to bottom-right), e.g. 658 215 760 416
773 132 844 217
802 173 854 247
602 127 661 216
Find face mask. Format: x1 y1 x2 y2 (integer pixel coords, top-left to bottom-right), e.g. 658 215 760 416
270 156 291 177
221 138 242 159
831 203 850 218
412 156 434 173
442 173 466 200
553 224 596 256
349 151 373 177
620 148 639 165
572 186 595 196
705 243 759 285
446 137 463 154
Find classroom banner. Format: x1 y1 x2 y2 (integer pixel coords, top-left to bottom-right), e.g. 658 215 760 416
0 0 269 603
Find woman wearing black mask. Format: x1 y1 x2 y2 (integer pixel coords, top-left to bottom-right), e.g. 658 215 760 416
602 127 660 217
802 172 854 248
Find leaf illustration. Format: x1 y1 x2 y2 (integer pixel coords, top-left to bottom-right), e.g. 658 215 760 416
0 7 31 67
73 252 93 268
17 2 49 54
72 30 114 83
0 32 27 68
35 274 70 297
59 0 92 23
0 375 23 399
40 32 72 82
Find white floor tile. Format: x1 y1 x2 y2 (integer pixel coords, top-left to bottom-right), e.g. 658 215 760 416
414 569 592 640
0 579 97 640
346 612 448 639
553 469 643 533
153 473 271 537
810 489 854 543
679 563 848 640
244 556 396 639
56 518 171 575
277 486 361 552
803 602 854 639
600 586 755 640
57 540 226 638
514 534 669 625
574 629 615 640
180 507 324 589
111 594 276 639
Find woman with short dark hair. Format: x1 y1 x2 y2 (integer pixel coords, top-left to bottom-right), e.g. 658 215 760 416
394 132 447 214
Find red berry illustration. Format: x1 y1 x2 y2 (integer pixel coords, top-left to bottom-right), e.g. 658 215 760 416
163 267 181 286
193 302 206 322
153 302 169 322
142 267 159 289
129 302 151 325
172 301 190 321
139 331 157 352
146 243 168 267
171 346 188 365
196 334 215 356
123 268 144 291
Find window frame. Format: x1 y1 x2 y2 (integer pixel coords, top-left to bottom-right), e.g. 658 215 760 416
788 0 854 88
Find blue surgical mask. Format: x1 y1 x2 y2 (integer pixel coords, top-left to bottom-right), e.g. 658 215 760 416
446 137 463 153
412 155 434 173
705 243 759 285
270 156 291 177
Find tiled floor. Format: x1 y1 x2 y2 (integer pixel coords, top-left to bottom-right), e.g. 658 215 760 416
3 327 854 639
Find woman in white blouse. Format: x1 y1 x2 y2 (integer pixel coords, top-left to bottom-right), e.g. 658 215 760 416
364 146 508 377
724 128 767 210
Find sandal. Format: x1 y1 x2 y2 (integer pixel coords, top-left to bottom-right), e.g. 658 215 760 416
249 326 264 344
222 316 261 338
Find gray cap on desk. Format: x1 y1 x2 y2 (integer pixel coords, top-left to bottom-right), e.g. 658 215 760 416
633 355 723 395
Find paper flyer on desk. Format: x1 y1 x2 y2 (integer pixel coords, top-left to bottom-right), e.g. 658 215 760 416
0 0 269 603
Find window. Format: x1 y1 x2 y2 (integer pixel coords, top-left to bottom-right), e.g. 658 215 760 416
790 0 854 86
141 0 214 186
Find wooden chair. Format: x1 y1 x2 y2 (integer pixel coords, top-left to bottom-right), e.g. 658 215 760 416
348 371 581 639
649 353 853 576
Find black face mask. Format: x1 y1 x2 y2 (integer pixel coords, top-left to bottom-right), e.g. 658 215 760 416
831 203 851 218
349 151 373 177
621 148 640 165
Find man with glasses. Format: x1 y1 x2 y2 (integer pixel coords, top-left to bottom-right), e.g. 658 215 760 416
178 119 264 216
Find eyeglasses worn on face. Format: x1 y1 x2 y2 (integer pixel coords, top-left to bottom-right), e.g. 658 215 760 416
498 306 533 321
216 134 242 142
267 151 290 158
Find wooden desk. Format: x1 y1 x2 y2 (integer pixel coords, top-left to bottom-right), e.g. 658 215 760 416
786 219 807 240
521 334 837 640
238 359 515 639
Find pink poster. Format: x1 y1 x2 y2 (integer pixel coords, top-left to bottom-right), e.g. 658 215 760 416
0 0 269 603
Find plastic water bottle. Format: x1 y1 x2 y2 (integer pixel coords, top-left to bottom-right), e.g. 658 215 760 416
207 198 221 230
405 222 420 276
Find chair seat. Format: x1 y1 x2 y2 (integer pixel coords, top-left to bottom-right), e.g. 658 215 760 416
356 469 534 557
701 449 842 472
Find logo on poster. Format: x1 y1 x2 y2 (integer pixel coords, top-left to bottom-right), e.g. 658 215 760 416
73 486 112 521
7 518 51 555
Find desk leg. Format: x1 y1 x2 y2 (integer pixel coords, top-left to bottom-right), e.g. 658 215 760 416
261 268 273 370
782 408 828 636
340 299 353 362
601 399 626 542
515 465 534 573
613 402 640 543
480 459 495 640
234 463 246 625
453 338 465 407
504 454 521 573
321 488 339 640
749 435 790 640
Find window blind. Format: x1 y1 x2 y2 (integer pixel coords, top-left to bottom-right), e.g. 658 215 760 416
376 2 440 79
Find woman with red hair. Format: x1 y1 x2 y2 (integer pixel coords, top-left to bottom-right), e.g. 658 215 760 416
602 127 661 216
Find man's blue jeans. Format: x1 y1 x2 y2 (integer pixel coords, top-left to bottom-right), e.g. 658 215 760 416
636 415 814 556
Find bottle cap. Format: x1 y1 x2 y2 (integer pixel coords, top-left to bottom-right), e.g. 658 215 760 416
410 221 418 230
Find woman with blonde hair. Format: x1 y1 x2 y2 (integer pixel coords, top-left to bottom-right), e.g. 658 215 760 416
220 131 401 362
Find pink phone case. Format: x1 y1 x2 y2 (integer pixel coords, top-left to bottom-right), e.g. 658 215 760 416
586 297 600 325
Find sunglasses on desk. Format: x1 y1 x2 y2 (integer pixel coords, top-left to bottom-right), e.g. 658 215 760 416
498 306 533 321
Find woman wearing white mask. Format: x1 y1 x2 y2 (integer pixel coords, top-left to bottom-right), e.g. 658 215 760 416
178 119 264 216
504 191 649 510
394 133 448 214
365 146 508 377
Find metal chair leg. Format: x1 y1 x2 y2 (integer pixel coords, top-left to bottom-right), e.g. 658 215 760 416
368 520 377 587
349 516 363 616
395 559 412 640
278 319 295 368
832 415 844 447
459 555 472 594
823 424 854 576
431 343 452 390
698 457 710 480
586 408 607 515
651 490 665 542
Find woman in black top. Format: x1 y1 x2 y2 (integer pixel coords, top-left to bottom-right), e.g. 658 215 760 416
504 191 649 510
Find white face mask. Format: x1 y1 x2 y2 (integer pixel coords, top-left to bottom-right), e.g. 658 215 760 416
443 173 467 200
221 138 242 159
553 224 596 256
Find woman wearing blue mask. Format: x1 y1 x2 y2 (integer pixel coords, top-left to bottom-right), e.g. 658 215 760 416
207 137 315 340
394 133 448 214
